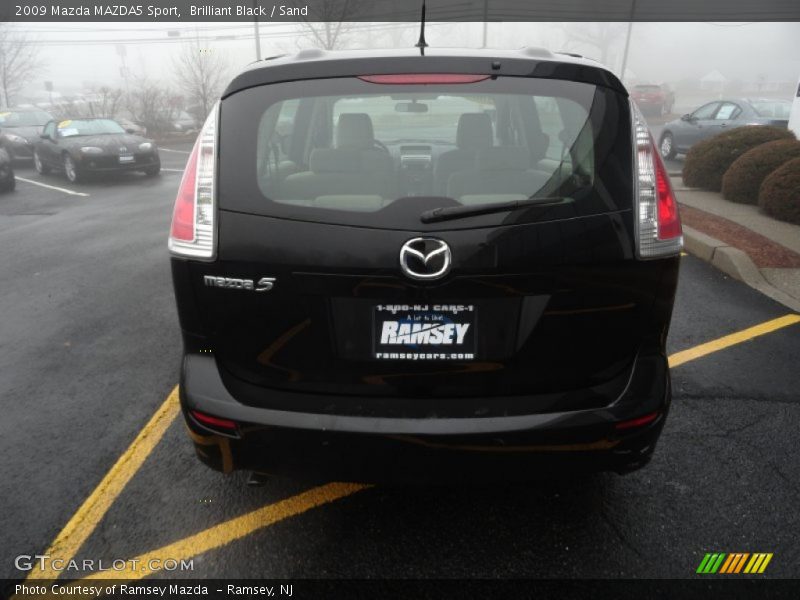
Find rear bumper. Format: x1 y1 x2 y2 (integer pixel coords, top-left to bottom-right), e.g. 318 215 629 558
180 350 671 482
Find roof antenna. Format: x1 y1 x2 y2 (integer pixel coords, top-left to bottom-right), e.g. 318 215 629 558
415 0 428 56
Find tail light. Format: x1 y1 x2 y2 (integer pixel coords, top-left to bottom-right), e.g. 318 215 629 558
615 411 660 431
358 74 490 84
168 104 218 260
632 103 683 259
190 409 238 433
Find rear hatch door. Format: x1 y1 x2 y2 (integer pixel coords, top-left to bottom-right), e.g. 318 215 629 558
194 72 664 405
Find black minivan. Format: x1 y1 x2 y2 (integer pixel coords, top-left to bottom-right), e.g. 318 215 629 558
169 47 682 482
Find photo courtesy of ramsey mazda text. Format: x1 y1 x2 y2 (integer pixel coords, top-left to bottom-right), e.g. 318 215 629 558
169 46 683 482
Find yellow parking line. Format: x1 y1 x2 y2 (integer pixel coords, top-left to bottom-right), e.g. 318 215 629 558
101 314 796 572
27 314 800 580
669 314 800 368
79 482 368 581
25 386 180 581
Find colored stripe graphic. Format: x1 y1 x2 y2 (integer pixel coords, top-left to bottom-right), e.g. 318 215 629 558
734 553 750 573
719 554 736 573
697 553 726 573
744 554 761 573
744 553 774 574
699 552 773 574
696 553 712 573
722 553 749 573
759 554 774 573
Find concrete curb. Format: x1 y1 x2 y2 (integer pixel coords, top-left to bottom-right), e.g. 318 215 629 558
683 225 800 313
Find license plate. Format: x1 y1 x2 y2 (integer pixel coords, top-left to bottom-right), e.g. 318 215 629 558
119 155 135 163
373 304 476 361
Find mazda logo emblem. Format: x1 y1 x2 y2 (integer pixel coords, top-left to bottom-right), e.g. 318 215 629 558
399 237 451 280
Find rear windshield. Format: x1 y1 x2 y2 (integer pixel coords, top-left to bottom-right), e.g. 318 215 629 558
219 76 632 229
633 85 661 92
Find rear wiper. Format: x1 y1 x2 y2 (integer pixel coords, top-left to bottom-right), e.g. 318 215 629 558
420 197 568 224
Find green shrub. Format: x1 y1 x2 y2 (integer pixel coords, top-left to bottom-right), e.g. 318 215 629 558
721 139 800 204
758 157 800 225
682 126 795 192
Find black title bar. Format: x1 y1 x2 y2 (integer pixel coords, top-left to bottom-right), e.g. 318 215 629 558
4 579 800 600
2 0 800 22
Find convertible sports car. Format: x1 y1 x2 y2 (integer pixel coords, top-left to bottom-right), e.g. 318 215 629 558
33 117 161 182
0 108 53 163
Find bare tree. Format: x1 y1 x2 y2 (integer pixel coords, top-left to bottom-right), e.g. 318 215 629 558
125 75 177 134
560 23 628 67
384 23 416 49
173 35 229 122
86 86 125 117
296 21 354 51
295 0 369 50
46 88 124 120
49 97 89 119
0 24 42 106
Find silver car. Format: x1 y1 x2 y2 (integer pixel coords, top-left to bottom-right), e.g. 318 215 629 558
659 98 791 159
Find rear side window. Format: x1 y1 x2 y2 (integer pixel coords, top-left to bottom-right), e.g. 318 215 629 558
750 100 792 119
220 76 632 230
715 103 741 120
692 103 719 120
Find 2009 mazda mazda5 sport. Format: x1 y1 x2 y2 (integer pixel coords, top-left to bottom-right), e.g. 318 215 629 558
169 46 682 482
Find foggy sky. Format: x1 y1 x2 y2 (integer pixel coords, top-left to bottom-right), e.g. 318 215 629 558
13 21 800 101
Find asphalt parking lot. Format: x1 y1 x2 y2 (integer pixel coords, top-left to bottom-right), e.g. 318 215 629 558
1 137 799 585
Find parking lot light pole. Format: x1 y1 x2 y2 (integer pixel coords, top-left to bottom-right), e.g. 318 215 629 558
620 21 633 84
619 0 637 84
481 0 488 48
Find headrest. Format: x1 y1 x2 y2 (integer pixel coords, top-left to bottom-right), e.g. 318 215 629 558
309 148 363 172
456 113 493 150
309 148 390 173
336 113 375 149
475 147 531 171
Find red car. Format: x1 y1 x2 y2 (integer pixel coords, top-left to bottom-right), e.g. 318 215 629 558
631 84 674 116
